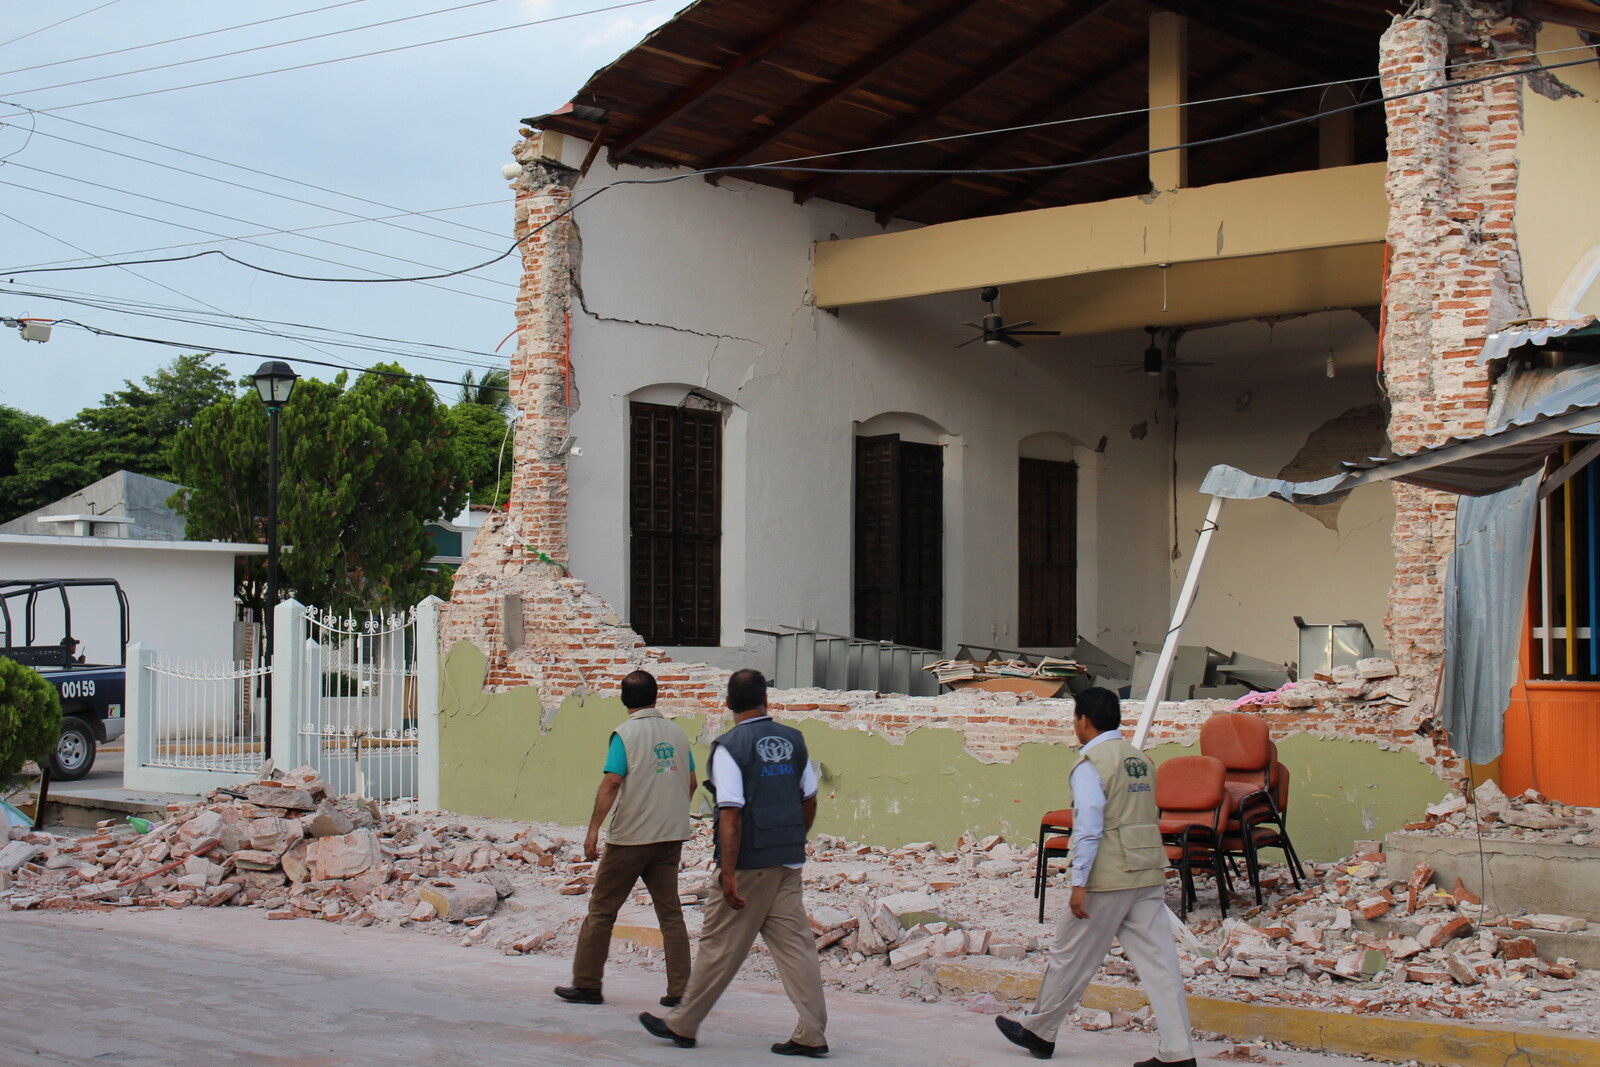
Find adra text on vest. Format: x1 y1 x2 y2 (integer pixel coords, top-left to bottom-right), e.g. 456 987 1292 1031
759 763 797 777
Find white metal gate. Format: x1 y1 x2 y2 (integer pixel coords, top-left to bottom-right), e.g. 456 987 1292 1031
272 598 440 806
132 651 269 774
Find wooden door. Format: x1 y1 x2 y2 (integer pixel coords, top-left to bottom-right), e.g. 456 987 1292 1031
1018 457 1077 647
854 435 942 651
629 402 721 645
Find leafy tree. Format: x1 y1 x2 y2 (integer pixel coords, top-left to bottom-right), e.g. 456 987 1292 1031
170 364 466 620
447 400 514 508
0 353 232 521
457 368 512 415
0 659 62 789
0 405 47 481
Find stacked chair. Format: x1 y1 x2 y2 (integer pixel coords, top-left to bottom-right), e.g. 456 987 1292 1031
1200 713 1305 904
1032 808 1074 923
1154 754 1233 919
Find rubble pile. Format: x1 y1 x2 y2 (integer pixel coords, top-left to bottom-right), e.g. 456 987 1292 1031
0 766 588 947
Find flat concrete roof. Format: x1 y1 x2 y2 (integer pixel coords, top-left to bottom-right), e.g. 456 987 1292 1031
0 533 268 554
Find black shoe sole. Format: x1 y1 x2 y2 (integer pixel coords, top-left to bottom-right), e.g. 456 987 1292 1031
639 1012 696 1048
771 1040 829 1057
553 987 603 1005
660 996 682 1008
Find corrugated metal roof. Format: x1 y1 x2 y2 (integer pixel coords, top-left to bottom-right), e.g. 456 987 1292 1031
1475 319 1598 366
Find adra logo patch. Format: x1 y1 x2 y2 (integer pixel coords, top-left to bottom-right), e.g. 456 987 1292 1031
653 742 676 760
1123 757 1149 779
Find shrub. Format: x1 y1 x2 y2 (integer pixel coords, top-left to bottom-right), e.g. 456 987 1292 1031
0 659 62 787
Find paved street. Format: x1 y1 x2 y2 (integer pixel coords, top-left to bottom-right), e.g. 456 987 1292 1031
0 908 1374 1066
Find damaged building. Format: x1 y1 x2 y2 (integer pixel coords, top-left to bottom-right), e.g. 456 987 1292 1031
437 0 1600 848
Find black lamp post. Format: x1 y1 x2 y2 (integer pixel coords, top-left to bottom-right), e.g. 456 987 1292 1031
251 360 297 758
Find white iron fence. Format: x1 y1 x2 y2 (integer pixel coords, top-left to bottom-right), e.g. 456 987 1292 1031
124 596 439 807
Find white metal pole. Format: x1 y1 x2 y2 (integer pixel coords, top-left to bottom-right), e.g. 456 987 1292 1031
415 596 443 812
1132 494 1226 749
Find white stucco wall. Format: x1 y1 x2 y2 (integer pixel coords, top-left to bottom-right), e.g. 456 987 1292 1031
0 535 259 666
551 144 1395 669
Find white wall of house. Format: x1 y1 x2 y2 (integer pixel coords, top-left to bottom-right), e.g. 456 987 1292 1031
555 145 1395 669
0 534 259 666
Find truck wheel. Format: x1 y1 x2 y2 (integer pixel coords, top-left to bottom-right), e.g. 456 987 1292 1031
49 718 96 780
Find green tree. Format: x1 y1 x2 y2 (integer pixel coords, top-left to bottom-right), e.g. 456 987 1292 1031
456 368 512 415
447 368 513 507
170 364 466 620
0 353 232 520
0 405 47 482
0 659 62 789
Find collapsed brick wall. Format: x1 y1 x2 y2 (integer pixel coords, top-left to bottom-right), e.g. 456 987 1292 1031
1378 5 1533 717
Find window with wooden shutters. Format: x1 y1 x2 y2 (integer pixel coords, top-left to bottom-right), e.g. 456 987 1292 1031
854 434 943 651
629 401 721 646
1018 457 1078 647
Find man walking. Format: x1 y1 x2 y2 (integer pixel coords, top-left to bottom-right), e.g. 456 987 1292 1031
996 687 1196 1067
639 668 828 1057
555 669 696 1008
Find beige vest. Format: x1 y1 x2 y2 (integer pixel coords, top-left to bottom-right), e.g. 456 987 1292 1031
606 709 693 846
1071 737 1167 892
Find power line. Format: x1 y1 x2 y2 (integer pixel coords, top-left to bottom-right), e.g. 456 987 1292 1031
14 125 506 256
0 0 125 51
9 108 508 243
2 0 381 78
9 53 1594 289
0 177 514 306
34 316 512 393
2 160 516 290
0 0 668 117
3 0 521 99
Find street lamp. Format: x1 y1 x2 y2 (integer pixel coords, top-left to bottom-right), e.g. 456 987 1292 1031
251 360 297 758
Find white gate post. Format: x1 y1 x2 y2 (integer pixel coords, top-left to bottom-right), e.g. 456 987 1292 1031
122 643 154 788
271 599 306 769
415 595 443 812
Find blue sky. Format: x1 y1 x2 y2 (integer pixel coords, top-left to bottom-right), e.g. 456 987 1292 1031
0 0 681 421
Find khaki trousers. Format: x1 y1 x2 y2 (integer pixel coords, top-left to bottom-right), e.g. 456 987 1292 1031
666 866 827 1046
570 840 690 997
1018 883 1194 1062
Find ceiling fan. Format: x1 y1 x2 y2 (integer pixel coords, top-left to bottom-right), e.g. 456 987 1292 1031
956 286 1061 349
1096 326 1214 375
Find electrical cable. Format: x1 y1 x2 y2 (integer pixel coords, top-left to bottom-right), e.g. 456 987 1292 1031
0 102 36 163
7 107 509 242
0 0 125 51
1 160 516 292
0 0 380 79
3 0 525 99
0 177 514 307
0 0 668 117
39 316 512 393
9 52 1595 287
1 285 510 372
14 125 506 256
2 283 508 360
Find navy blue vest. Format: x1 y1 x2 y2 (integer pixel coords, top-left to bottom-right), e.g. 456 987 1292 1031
711 718 809 869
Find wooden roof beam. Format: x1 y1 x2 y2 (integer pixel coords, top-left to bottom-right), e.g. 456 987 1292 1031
1523 1 1600 34
1147 1 1366 81
608 0 848 162
977 53 1254 217
872 41 1148 225
700 0 990 178
787 0 1122 205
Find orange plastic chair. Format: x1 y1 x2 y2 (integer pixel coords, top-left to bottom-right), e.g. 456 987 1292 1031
1033 807 1073 922
1201 714 1302 903
1155 754 1233 920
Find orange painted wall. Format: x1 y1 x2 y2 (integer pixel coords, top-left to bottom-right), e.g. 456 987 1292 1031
1502 623 1600 806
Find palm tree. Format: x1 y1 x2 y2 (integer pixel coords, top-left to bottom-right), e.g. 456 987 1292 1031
457 369 512 415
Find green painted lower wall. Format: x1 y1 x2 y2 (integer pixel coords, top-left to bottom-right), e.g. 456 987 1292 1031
439 643 1446 860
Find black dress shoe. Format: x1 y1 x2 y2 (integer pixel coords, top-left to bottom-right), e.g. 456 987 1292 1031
660 995 682 1008
1133 1059 1196 1067
996 1017 1055 1060
639 1012 696 1048
771 1039 829 1057
553 986 603 1004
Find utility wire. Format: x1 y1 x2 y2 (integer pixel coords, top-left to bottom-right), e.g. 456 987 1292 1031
9 53 1594 287
0 0 125 51
1 0 380 79
0 0 667 117
1 160 516 292
3 0 524 99
39 317 512 393
14 125 506 255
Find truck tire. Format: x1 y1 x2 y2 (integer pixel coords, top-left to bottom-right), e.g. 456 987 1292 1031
49 717 97 780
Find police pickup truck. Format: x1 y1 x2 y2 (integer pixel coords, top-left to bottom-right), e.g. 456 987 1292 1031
0 579 129 780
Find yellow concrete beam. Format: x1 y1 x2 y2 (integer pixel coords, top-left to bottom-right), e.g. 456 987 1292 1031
1148 11 1188 191
812 163 1387 310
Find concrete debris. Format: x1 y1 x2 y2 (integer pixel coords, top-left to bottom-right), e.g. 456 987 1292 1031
6 782 1596 1040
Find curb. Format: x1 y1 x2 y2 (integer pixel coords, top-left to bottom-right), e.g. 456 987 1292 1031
934 961 1600 1067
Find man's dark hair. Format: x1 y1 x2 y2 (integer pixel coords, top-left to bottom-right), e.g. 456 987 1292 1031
727 668 768 713
620 670 657 710
1074 686 1122 733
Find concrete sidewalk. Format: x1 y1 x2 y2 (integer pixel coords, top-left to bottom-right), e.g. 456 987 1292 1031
0 908 1369 1066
